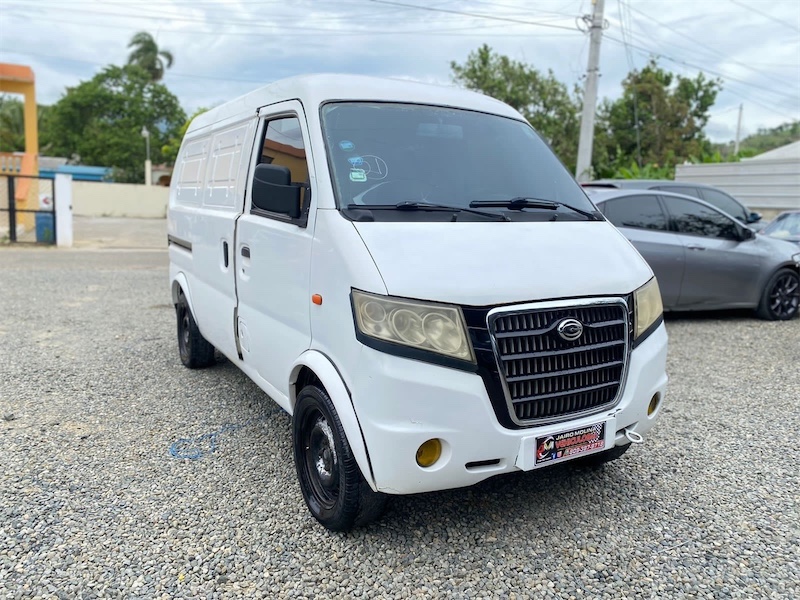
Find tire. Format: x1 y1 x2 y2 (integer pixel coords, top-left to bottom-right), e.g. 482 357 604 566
176 292 216 368
573 443 631 467
293 385 386 531
756 268 800 321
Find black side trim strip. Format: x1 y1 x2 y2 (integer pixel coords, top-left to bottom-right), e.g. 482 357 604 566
168 234 192 252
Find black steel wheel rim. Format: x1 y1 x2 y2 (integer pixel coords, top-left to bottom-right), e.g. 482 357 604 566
769 273 800 318
178 304 190 357
302 410 340 510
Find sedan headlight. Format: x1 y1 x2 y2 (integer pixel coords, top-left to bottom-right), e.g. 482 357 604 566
634 277 663 340
352 290 475 363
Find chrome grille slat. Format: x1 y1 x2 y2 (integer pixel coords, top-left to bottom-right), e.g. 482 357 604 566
505 359 623 382
489 301 629 424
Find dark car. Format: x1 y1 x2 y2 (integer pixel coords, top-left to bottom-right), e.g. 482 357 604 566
583 179 765 231
762 210 800 246
585 188 800 320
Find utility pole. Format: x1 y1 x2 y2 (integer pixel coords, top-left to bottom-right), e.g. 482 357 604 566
734 103 743 156
575 0 606 183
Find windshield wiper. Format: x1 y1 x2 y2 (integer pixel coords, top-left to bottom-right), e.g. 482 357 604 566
346 201 510 221
469 197 599 220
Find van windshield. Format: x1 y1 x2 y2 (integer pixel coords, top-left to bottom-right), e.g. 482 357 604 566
320 102 598 222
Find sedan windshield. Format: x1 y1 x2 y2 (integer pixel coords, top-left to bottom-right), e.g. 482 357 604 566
320 102 597 221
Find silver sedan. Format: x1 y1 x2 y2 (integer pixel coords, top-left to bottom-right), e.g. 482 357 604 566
587 189 800 320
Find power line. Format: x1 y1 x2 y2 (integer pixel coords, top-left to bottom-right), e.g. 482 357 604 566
729 0 800 34
603 37 799 122
623 2 790 88
365 0 580 31
603 34 799 103
0 13 575 41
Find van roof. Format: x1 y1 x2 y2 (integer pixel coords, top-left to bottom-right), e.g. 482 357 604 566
188 73 524 133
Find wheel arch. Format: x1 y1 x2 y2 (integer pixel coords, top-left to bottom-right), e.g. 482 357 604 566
289 351 376 490
171 272 193 309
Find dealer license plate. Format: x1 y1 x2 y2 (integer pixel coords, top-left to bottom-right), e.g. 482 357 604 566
534 421 607 467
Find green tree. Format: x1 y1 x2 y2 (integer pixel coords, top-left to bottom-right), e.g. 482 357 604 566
46 65 186 182
450 44 581 171
739 120 800 154
593 59 722 178
127 31 174 82
161 107 208 165
0 95 53 153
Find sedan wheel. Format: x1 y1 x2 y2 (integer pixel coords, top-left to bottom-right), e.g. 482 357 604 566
757 268 800 320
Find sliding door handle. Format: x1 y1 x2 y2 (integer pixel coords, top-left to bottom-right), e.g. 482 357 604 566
241 246 251 258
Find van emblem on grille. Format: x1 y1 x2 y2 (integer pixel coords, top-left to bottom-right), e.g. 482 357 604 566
557 318 584 341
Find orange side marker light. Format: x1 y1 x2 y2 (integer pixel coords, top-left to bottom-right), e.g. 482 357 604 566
312 294 323 305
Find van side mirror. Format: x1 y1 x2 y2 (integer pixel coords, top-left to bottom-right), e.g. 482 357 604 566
748 211 762 223
252 163 301 219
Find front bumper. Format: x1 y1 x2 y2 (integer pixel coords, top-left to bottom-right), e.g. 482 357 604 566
350 322 668 495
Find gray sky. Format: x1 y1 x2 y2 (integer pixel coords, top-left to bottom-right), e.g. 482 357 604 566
1 0 798 144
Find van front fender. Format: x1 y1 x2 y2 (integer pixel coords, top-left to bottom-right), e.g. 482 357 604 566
289 350 376 491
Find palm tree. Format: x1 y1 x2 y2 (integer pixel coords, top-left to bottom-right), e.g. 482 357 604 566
127 31 174 82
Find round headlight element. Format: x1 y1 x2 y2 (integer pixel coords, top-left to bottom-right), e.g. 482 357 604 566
359 301 388 336
390 309 426 345
422 312 464 354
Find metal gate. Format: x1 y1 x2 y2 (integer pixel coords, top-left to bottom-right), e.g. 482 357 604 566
0 174 56 245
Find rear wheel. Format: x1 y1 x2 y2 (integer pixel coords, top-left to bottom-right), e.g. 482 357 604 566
176 292 216 368
756 268 799 320
293 384 386 531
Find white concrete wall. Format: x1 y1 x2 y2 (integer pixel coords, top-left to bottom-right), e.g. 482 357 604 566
72 181 169 218
675 159 800 210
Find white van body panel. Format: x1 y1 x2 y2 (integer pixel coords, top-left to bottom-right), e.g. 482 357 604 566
352 322 667 494
307 209 388 394
353 221 653 305
169 116 256 359
168 74 669 503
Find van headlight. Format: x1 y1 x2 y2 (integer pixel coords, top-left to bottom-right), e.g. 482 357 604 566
352 290 475 363
633 277 663 341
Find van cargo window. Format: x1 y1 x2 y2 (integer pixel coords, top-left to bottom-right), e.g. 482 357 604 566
259 117 310 208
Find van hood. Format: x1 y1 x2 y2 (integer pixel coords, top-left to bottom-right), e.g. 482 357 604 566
353 221 653 306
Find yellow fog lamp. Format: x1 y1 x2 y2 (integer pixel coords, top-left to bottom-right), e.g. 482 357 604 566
416 439 442 467
648 393 661 416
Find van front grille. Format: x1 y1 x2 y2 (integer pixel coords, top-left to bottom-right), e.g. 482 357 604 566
488 302 629 424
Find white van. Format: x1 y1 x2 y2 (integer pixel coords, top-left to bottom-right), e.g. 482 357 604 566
168 74 668 531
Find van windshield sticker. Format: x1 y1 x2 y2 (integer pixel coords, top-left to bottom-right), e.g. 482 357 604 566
348 156 364 167
360 155 388 180
339 140 355 151
349 169 367 182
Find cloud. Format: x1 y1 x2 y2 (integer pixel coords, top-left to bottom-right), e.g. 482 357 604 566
1 0 798 142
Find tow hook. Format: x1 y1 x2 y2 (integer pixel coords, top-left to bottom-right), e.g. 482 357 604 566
624 428 644 444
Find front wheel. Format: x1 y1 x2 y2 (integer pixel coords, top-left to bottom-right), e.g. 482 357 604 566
293 385 386 531
756 268 799 320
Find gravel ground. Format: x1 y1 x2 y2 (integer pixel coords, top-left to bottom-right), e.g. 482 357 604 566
1 247 798 599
